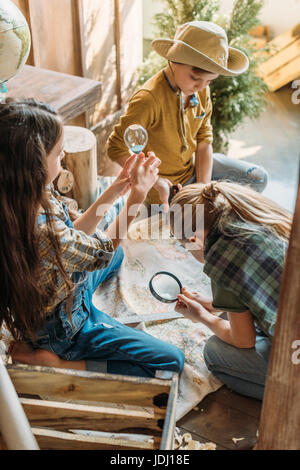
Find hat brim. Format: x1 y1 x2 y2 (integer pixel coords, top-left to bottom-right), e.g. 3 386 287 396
152 38 249 76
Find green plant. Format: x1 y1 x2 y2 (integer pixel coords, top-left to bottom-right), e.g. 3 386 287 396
137 0 269 153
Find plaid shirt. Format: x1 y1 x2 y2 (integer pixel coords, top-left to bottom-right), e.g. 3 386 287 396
203 220 288 338
37 185 114 316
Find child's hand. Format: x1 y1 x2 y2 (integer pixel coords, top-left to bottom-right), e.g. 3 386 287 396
112 154 137 196
175 288 211 323
130 152 161 196
181 287 215 312
154 178 182 213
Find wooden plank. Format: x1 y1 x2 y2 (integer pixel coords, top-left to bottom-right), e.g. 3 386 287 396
32 427 155 450
11 0 34 65
177 396 259 450
255 174 300 450
210 386 262 420
114 0 122 109
20 398 163 434
26 0 82 76
263 54 300 91
266 23 300 54
259 38 300 78
160 373 178 450
6 65 102 122
7 364 171 409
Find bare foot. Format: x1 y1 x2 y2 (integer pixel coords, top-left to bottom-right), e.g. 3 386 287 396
9 341 63 368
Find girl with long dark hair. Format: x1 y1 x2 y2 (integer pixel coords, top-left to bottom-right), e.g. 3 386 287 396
0 98 184 377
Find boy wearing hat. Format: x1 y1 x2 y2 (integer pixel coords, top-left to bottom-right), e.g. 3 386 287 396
107 21 268 212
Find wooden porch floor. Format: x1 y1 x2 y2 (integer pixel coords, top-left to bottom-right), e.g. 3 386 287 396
177 385 262 450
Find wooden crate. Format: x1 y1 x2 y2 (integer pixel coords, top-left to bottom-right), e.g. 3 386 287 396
1 364 178 450
258 23 300 91
249 25 270 50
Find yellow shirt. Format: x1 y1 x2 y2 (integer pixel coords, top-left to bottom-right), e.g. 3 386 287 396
107 69 213 204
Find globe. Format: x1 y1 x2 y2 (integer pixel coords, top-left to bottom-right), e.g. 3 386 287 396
0 0 31 88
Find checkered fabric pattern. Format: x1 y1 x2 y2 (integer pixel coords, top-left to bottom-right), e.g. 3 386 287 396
203 224 288 337
37 184 114 315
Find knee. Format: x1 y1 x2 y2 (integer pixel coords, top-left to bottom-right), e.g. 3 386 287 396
246 166 268 193
171 347 185 374
176 348 186 373
203 335 224 370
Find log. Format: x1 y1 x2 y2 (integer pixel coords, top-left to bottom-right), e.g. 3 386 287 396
63 126 98 211
56 169 74 195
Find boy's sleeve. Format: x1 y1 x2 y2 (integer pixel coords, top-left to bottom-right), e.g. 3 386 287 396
107 90 157 163
211 280 248 313
196 86 213 145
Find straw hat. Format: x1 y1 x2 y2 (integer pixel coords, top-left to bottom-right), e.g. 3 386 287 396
152 21 249 76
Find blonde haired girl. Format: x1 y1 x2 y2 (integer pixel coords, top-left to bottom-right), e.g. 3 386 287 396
170 181 291 400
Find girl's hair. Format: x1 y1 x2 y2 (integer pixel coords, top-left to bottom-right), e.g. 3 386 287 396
170 180 292 242
0 98 73 341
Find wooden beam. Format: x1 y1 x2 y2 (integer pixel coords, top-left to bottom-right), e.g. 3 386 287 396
20 398 163 434
31 427 155 450
26 0 82 76
160 373 178 450
114 0 122 109
7 364 172 409
255 171 300 450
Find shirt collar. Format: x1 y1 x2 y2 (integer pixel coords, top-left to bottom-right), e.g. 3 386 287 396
162 70 199 107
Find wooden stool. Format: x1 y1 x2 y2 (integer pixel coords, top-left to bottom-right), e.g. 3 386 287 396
63 126 98 211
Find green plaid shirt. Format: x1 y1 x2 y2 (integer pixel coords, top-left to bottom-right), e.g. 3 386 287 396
203 220 288 338
37 185 114 315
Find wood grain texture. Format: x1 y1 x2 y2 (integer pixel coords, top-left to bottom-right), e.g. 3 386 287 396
7 364 172 409
63 125 98 210
20 398 163 435
32 427 155 450
26 0 82 76
160 373 178 450
258 22 300 91
6 65 101 122
178 395 259 450
255 175 300 450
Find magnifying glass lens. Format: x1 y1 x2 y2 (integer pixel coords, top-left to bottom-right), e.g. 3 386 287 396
149 272 182 303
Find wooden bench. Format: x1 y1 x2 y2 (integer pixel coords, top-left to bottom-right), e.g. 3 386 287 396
0 364 178 450
258 23 300 91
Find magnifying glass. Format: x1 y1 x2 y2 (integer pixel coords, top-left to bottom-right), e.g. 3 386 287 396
149 271 182 303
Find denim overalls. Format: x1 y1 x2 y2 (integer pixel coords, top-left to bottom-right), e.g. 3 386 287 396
30 206 185 378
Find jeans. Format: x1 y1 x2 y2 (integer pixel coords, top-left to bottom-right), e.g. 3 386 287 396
203 330 272 400
185 152 268 192
32 244 185 378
